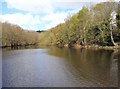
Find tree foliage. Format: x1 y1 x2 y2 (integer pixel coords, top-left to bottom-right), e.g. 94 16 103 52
1 22 39 47
39 1 120 47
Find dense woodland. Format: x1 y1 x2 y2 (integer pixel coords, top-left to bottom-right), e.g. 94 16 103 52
39 1 120 47
1 22 39 47
1 1 120 48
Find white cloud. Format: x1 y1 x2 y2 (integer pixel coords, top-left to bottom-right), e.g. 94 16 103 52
41 11 80 30
0 13 41 30
4 0 108 14
42 13 67 22
42 13 68 30
1 2 80 30
0 12 70 30
5 0 54 14
2 0 118 31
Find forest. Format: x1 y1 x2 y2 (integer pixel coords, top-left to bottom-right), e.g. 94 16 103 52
39 1 120 48
0 22 39 47
1 1 120 48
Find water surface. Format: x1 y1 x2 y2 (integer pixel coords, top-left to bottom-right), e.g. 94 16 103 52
2 46 119 87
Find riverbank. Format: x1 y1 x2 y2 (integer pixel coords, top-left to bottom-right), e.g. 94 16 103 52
2 43 120 51
57 43 120 50
1 44 38 48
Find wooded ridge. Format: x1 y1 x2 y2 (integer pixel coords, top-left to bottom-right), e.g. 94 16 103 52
39 1 120 48
1 1 120 48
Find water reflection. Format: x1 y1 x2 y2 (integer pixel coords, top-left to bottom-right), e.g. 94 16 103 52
0 48 2 88
2 46 119 87
47 47 118 86
2 45 40 51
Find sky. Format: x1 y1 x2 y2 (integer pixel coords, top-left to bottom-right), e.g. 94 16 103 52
0 0 119 31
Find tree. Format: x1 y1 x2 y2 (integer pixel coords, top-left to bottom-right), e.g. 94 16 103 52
38 1 119 47
92 1 117 46
1 22 39 47
77 6 92 45
116 1 120 30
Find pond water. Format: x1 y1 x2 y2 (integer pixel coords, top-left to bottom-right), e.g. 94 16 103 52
2 46 119 87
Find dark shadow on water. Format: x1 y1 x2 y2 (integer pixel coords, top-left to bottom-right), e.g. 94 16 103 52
47 47 119 86
2 45 47 51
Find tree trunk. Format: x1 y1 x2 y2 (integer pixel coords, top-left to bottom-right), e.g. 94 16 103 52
83 21 88 46
83 28 86 45
110 24 117 46
83 38 86 46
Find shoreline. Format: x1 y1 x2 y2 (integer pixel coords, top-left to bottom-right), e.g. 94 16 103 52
1 44 38 48
2 43 120 50
57 44 120 50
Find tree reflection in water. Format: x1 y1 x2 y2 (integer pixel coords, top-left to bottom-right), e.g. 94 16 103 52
47 47 119 87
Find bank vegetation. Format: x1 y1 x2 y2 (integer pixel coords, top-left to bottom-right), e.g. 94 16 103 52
39 1 120 48
0 22 39 47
